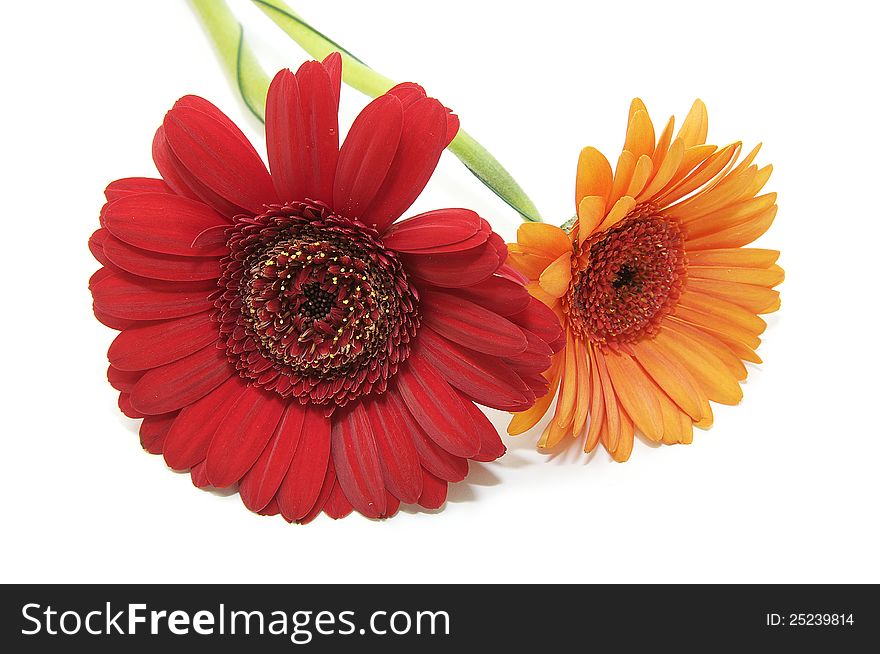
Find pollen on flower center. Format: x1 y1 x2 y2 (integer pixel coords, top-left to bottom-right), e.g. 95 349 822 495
565 206 687 346
217 201 420 408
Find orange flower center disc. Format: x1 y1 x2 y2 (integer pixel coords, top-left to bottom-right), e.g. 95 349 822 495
566 206 687 346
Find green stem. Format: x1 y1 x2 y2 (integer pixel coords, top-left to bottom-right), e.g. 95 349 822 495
190 0 542 222
190 0 271 122
251 0 541 222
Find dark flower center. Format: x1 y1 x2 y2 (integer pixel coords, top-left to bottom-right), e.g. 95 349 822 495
566 205 686 346
216 201 419 409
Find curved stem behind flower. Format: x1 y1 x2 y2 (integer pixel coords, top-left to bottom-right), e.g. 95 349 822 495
191 0 542 222
190 0 271 122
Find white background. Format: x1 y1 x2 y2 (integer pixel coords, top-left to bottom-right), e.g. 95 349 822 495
2 0 877 584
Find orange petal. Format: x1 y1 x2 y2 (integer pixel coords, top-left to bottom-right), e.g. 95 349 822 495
516 222 572 259
625 154 654 198
539 252 573 298
651 378 693 445
689 264 784 287
594 350 620 451
671 305 761 349
654 328 743 405
710 330 762 364
678 290 767 335
659 142 741 206
676 99 708 148
685 205 777 250
628 97 649 123
584 343 605 452
663 318 747 381
576 146 613 206
577 195 607 244
603 350 663 441
624 109 656 161
685 277 780 313
554 329 579 429
652 116 676 169
506 249 554 280
630 338 705 421
608 150 636 210
508 356 562 436
684 192 777 234
525 281 561 308
609 407 634 462
595 196 636 233
639 137 685 202
686 248 779 268
572 337 592 437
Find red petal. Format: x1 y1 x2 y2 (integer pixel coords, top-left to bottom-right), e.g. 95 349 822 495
395 353 482 458
258 497 280 516
118 393 144 418
507 297 564 347
151 126 200 201
130 344 233 415
163 105 277 214
89 267 115 289
386 82 427 107
331 402 386 519
416 326 531 410
519 372 551 398
497 263 529 285
383 491 401 518
239 403 308 512
386 391 468 482
363 97 449 232
102 235 221 282
382 208 482 251
295 61 339 204
191 224 229 251
91 272 216 321
108 312 218 371
163 376 247 470
363 395 423 504
173 95 258 147
489 232 508 262
321 52 342 108
205 387 286 488
277 408 332 522
440 274 531 316
102 192 228 257
386 83 459 148
139 412 177 455
457 394 506 462
105 177 172 201
152 125 245 218
501 328 553 375
295 459 336 525
418 470 449 509
190 462 211 488
332 94 403 219
93 304 134 331
107 366 142 392
420 289 527 356
265 70 303 201
402 243 500 287
323 481 354 519
88 229 114 269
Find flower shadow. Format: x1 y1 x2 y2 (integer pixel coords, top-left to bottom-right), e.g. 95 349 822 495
400 461 503 515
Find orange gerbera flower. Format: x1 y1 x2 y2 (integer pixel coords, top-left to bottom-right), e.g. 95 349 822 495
507 99 782 461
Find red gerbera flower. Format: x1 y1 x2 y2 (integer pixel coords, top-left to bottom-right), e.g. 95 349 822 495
88 54 563 522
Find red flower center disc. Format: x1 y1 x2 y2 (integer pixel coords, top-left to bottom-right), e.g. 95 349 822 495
217 200 420 409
